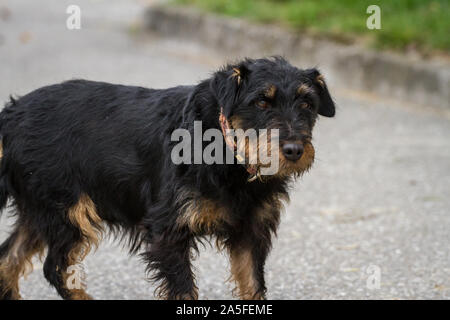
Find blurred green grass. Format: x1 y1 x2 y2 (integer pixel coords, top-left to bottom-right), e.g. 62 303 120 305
173 0 450 54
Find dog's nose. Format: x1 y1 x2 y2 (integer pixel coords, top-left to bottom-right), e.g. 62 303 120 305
282 143 303 161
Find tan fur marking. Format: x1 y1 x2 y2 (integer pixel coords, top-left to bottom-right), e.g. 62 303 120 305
232 67 242 85
316 74 325 87
297 84 312 96
68 193 103 259
265 84 276 99
63 194 100 299
60 241 93 300
0 227 45 299
0 140 3 158
278 141 315 177
299 142 315 171
229 248 263 300
256 195 287 225
67 290 93 300
176 194 229 235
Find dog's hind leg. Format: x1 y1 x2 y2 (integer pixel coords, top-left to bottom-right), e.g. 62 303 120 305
43 237 93 300
0 225 45 300
42 194 102 300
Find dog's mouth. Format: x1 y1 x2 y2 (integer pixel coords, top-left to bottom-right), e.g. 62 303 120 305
277 142 315 177
236 140 315 180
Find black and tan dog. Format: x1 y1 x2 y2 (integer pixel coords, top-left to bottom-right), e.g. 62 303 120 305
0 57 335 300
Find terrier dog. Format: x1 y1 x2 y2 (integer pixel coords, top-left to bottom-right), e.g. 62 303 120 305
0 57 335 300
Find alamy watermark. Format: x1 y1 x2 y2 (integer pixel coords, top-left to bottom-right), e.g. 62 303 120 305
365 264 381 290
66 5 81 30
66 262 87 290
171 121 280 176
366 5 381 30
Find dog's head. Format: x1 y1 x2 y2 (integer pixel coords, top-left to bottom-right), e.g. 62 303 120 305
210 57 335 178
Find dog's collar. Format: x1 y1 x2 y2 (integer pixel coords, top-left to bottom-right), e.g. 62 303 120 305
219 108 261 182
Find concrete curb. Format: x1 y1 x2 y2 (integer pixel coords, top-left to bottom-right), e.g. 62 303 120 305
145 5 450 110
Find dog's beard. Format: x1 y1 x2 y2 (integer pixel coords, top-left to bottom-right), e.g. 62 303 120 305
229 116 314 179
277 142 315 178
237 137 315 180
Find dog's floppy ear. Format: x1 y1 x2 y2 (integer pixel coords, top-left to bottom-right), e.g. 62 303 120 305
305 68 335 117
210 62 250 117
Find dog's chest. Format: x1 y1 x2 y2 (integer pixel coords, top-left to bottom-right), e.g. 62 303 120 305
175 192 285 236
176 196 231 235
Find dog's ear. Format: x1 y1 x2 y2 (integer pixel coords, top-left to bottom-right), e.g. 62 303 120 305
210 62 250 117
305 68 335 117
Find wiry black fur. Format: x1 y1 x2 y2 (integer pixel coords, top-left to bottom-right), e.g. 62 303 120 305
0 57 335 300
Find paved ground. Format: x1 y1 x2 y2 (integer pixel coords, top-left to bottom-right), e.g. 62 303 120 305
0 0 449 300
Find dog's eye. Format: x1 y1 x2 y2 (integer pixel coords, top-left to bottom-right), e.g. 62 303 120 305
256 100 270 109
300 102 309 109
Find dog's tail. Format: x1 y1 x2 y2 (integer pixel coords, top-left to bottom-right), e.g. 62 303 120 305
0 175 8 215
0 139 8 215
0 96 15 214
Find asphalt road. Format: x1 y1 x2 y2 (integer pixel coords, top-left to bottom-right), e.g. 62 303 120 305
0 0 449 300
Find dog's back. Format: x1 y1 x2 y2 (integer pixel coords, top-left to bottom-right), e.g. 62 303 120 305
0 80 191 221
0 79 194 299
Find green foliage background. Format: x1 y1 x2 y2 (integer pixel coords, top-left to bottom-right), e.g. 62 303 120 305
174 0 450 54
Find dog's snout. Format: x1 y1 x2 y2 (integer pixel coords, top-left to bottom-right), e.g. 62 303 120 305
282 142 303 161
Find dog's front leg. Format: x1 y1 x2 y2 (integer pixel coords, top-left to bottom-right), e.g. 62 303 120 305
227 229 272 300
143 227 198 300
